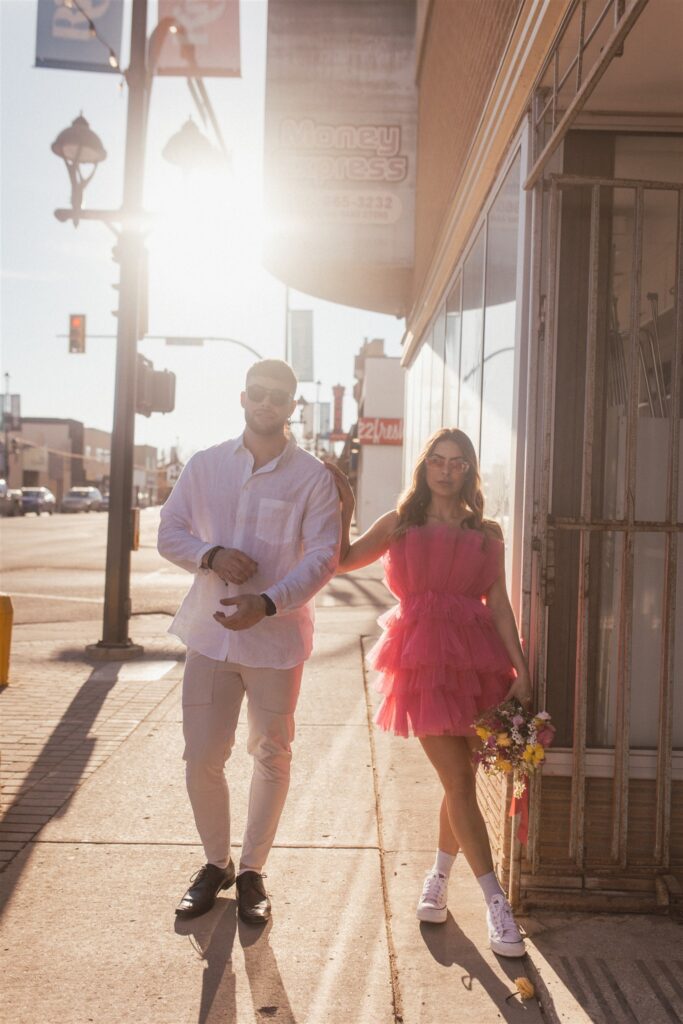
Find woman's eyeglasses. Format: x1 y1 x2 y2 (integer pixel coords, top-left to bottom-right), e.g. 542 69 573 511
425 454 470 474
245 384 293 407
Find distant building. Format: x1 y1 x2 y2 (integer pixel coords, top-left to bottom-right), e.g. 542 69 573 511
19 418 85 503
84 427 111 491
133 444 159 505
352 341 405 533
9 419 157 505
156 448 184 505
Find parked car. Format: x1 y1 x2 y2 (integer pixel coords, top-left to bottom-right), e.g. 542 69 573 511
60 486 104 513
0 479 23 516
21 486 56 515
100 491 110 511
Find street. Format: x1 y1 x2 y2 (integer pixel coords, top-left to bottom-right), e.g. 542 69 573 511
0 507 392 627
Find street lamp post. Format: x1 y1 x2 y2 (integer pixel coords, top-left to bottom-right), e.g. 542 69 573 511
52 1 223 658
94 0 149 656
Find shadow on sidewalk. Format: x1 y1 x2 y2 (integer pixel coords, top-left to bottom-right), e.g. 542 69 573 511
0 657 168 913
420 915 532 1020
175 900 297 1024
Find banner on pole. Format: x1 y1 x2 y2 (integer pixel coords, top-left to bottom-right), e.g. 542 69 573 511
35 0 123 73
1 394 21 431
156 0 240 77
264 0 417 316
289 310 314 383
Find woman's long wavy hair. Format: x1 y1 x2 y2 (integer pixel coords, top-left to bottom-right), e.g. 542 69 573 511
394 428 486 537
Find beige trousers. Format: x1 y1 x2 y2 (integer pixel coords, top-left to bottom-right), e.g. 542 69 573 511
182 649 303 872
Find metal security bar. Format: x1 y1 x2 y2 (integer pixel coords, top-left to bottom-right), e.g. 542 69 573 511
525 0 649 190
527 173 683 900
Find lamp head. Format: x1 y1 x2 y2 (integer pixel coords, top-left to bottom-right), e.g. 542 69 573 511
51 114 107 166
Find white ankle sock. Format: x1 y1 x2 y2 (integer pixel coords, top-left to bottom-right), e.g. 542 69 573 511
433 849 457 877
476 870 505 903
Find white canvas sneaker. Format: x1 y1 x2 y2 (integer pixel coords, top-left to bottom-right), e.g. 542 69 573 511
486 893 526 957
416 869 448 923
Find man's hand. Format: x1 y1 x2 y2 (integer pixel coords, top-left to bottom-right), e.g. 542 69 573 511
214 594 267 631
210 548 258 585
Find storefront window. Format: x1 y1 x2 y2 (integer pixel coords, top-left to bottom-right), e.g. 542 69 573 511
429 304 446 434
403 348 422 486
419 328 433 453
479 155 520 540
443 277 462 428
458 227 485 447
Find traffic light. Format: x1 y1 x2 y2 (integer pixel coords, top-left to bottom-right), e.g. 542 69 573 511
69 314 86 353
136 354 176 416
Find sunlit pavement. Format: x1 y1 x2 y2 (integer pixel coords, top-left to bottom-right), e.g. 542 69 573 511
0 513 681 1023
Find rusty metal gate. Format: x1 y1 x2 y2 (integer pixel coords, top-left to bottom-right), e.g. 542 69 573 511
519 173 682 910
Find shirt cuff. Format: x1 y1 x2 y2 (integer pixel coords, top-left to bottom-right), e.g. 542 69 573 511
196 542 215 573
262 587 280 614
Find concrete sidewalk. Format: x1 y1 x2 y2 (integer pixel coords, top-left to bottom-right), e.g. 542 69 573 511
1 582 681 1024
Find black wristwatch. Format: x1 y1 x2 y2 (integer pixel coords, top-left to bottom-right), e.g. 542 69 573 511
260 593 277 616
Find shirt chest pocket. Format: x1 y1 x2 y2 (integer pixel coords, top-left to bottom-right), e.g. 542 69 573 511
255 498 297 542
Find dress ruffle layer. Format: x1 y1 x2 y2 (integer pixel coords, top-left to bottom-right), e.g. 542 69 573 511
370 524 514 738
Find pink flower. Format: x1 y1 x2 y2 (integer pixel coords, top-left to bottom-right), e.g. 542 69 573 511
536 710 551 720
512 715 525 727
537 725 556 747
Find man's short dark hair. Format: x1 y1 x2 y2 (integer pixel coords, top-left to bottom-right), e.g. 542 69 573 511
246 360 297 396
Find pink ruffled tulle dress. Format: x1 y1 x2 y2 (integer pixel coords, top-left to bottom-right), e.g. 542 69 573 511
367 523 514 738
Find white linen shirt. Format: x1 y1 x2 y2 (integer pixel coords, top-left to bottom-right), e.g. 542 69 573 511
158 434 340 668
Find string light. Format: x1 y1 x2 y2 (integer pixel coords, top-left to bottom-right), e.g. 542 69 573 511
63 0 121 71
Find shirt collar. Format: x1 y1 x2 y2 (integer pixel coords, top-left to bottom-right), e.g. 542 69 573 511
236 432 297 473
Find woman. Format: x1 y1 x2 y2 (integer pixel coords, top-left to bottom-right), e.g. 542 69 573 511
329 428 532 957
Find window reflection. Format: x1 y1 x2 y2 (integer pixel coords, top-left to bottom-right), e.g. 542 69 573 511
480 155 521 542
443 277 462 427
459 227 485 446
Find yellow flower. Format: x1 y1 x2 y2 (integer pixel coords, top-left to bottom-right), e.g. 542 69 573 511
497 732 512 747
522 745 536 763
532 744 546 764
515 978 535 1001
476 726 490 741
495 755 513 773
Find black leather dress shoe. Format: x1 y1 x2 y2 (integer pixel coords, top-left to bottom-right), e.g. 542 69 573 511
175 860 236 919
236 870 271 924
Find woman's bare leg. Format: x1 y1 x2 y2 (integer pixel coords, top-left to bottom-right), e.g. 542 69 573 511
438 796 459 855
437 739 478 854
420 734 493 878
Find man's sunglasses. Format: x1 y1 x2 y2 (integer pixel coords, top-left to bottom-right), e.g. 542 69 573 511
245 384 294 407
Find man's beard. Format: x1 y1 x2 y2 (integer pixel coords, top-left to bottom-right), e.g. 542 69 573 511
244 409 286 436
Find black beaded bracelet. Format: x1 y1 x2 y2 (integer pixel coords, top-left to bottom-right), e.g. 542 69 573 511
206 545 224 570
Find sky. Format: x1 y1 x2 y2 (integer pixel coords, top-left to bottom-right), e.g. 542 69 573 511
0 0 405 461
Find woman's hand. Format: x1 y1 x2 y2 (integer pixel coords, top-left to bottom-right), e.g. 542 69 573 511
505 670 533 709
326 462 355 518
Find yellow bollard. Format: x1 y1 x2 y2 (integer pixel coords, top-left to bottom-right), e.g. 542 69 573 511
131 507 140 552
0 594 13 686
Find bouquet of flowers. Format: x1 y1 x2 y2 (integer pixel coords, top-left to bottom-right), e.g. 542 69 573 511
472 699 555 799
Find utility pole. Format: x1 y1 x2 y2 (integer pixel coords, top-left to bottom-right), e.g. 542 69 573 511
90 0 148 657
3 372 9 480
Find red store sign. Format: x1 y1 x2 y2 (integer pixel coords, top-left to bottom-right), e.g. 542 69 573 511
358 417 403 446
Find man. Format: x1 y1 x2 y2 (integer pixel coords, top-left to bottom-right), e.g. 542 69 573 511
158 359 340 924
